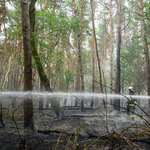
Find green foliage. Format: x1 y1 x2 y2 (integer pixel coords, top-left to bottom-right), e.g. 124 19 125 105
4 7 22 37
16 51 24 65
71 17 81 33
54 51 64 73
82 49 92 75
64 70 74 83
36 10 71 36
144 1 150 22
120 35 146 92
144 0 150 41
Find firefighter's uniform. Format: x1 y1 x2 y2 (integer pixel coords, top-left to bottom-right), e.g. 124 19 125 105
126 87 137 120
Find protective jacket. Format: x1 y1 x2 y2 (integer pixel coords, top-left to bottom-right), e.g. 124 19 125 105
126 91 137 120
126 91 137 106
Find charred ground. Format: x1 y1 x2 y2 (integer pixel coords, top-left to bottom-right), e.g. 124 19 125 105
0 104 150 150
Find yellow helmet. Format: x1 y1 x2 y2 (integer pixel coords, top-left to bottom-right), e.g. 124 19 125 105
128 86 133 91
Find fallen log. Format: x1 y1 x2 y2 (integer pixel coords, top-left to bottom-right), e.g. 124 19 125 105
37 129 109 140
64 115 121 118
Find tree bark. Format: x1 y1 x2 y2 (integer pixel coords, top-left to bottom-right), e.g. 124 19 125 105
139 0 150 95
77 0 84 112
91 31 95 108
110 0 113 94
0 0 5 32
29 0 63 119
114 0 121 111
77 33 84 111
90 0 103 93
21 0 34 130
1 56 11 90
115 0 121 94
72 0 80 106
91 0 105 109
38 0 48 111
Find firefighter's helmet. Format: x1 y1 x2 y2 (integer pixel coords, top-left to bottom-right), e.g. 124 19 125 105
128 86 133 91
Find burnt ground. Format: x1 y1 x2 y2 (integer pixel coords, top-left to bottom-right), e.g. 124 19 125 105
0 106 150 150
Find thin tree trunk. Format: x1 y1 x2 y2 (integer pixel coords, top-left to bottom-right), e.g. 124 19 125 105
110 0 113 94
114 1 119 92
103 38 106 74
1 56 11 90
0 0 6 85
0 42 10 127
114 0 121 111
90 0 103 93
91 31 95 107
0 0 5 32
139 0 150 95
39 79 43 110
73 0 80 106
77 33 84 111
115 0 121 93
77 0 84 112
11 38 18 108
21 0 34 130
38 0 48 110
91 0 105 109
12 64 19 107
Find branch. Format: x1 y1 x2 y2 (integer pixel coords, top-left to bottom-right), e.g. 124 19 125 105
63 107 74 115
94 80 128 99
39 112 56 119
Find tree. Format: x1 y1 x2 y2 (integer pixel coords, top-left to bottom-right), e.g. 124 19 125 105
38 0 49 111
21 0 34 130
113 0 121 111
115 0 121 94
90 0 103 93
29 0 63 120
110 0 113 94
139 0 150 95
0 0 5 32
78 0 84 112
91 24 95 108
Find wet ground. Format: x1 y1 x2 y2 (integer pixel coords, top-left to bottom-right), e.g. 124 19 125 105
0 104 150 150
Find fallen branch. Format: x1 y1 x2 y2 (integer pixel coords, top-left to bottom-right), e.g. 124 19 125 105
63 107 74 115
37 129 108 140
39 112 56 119
64 114 119 118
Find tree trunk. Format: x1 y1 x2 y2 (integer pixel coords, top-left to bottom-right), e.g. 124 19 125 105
91 0 105 109
76 0 84 112
75 63 80 106
90 0 103 93
1 56 11 90
21 0 34 130
110 0 113 94
80 0 84 93
116 0 121 94
29 0 63 120
103 38 106 74
139 0 150 95
73 0 80 107
77 33 84 111
114 1 119 92
38 0 49 111
114 0 121 111
0 0 5 32
91 31 95 107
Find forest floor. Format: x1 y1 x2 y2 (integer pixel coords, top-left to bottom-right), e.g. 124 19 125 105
0 106 150 150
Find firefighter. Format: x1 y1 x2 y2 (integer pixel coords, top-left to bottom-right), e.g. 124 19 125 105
126 86 137 120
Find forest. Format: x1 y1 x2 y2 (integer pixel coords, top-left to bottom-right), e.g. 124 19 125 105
1 0 150 149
